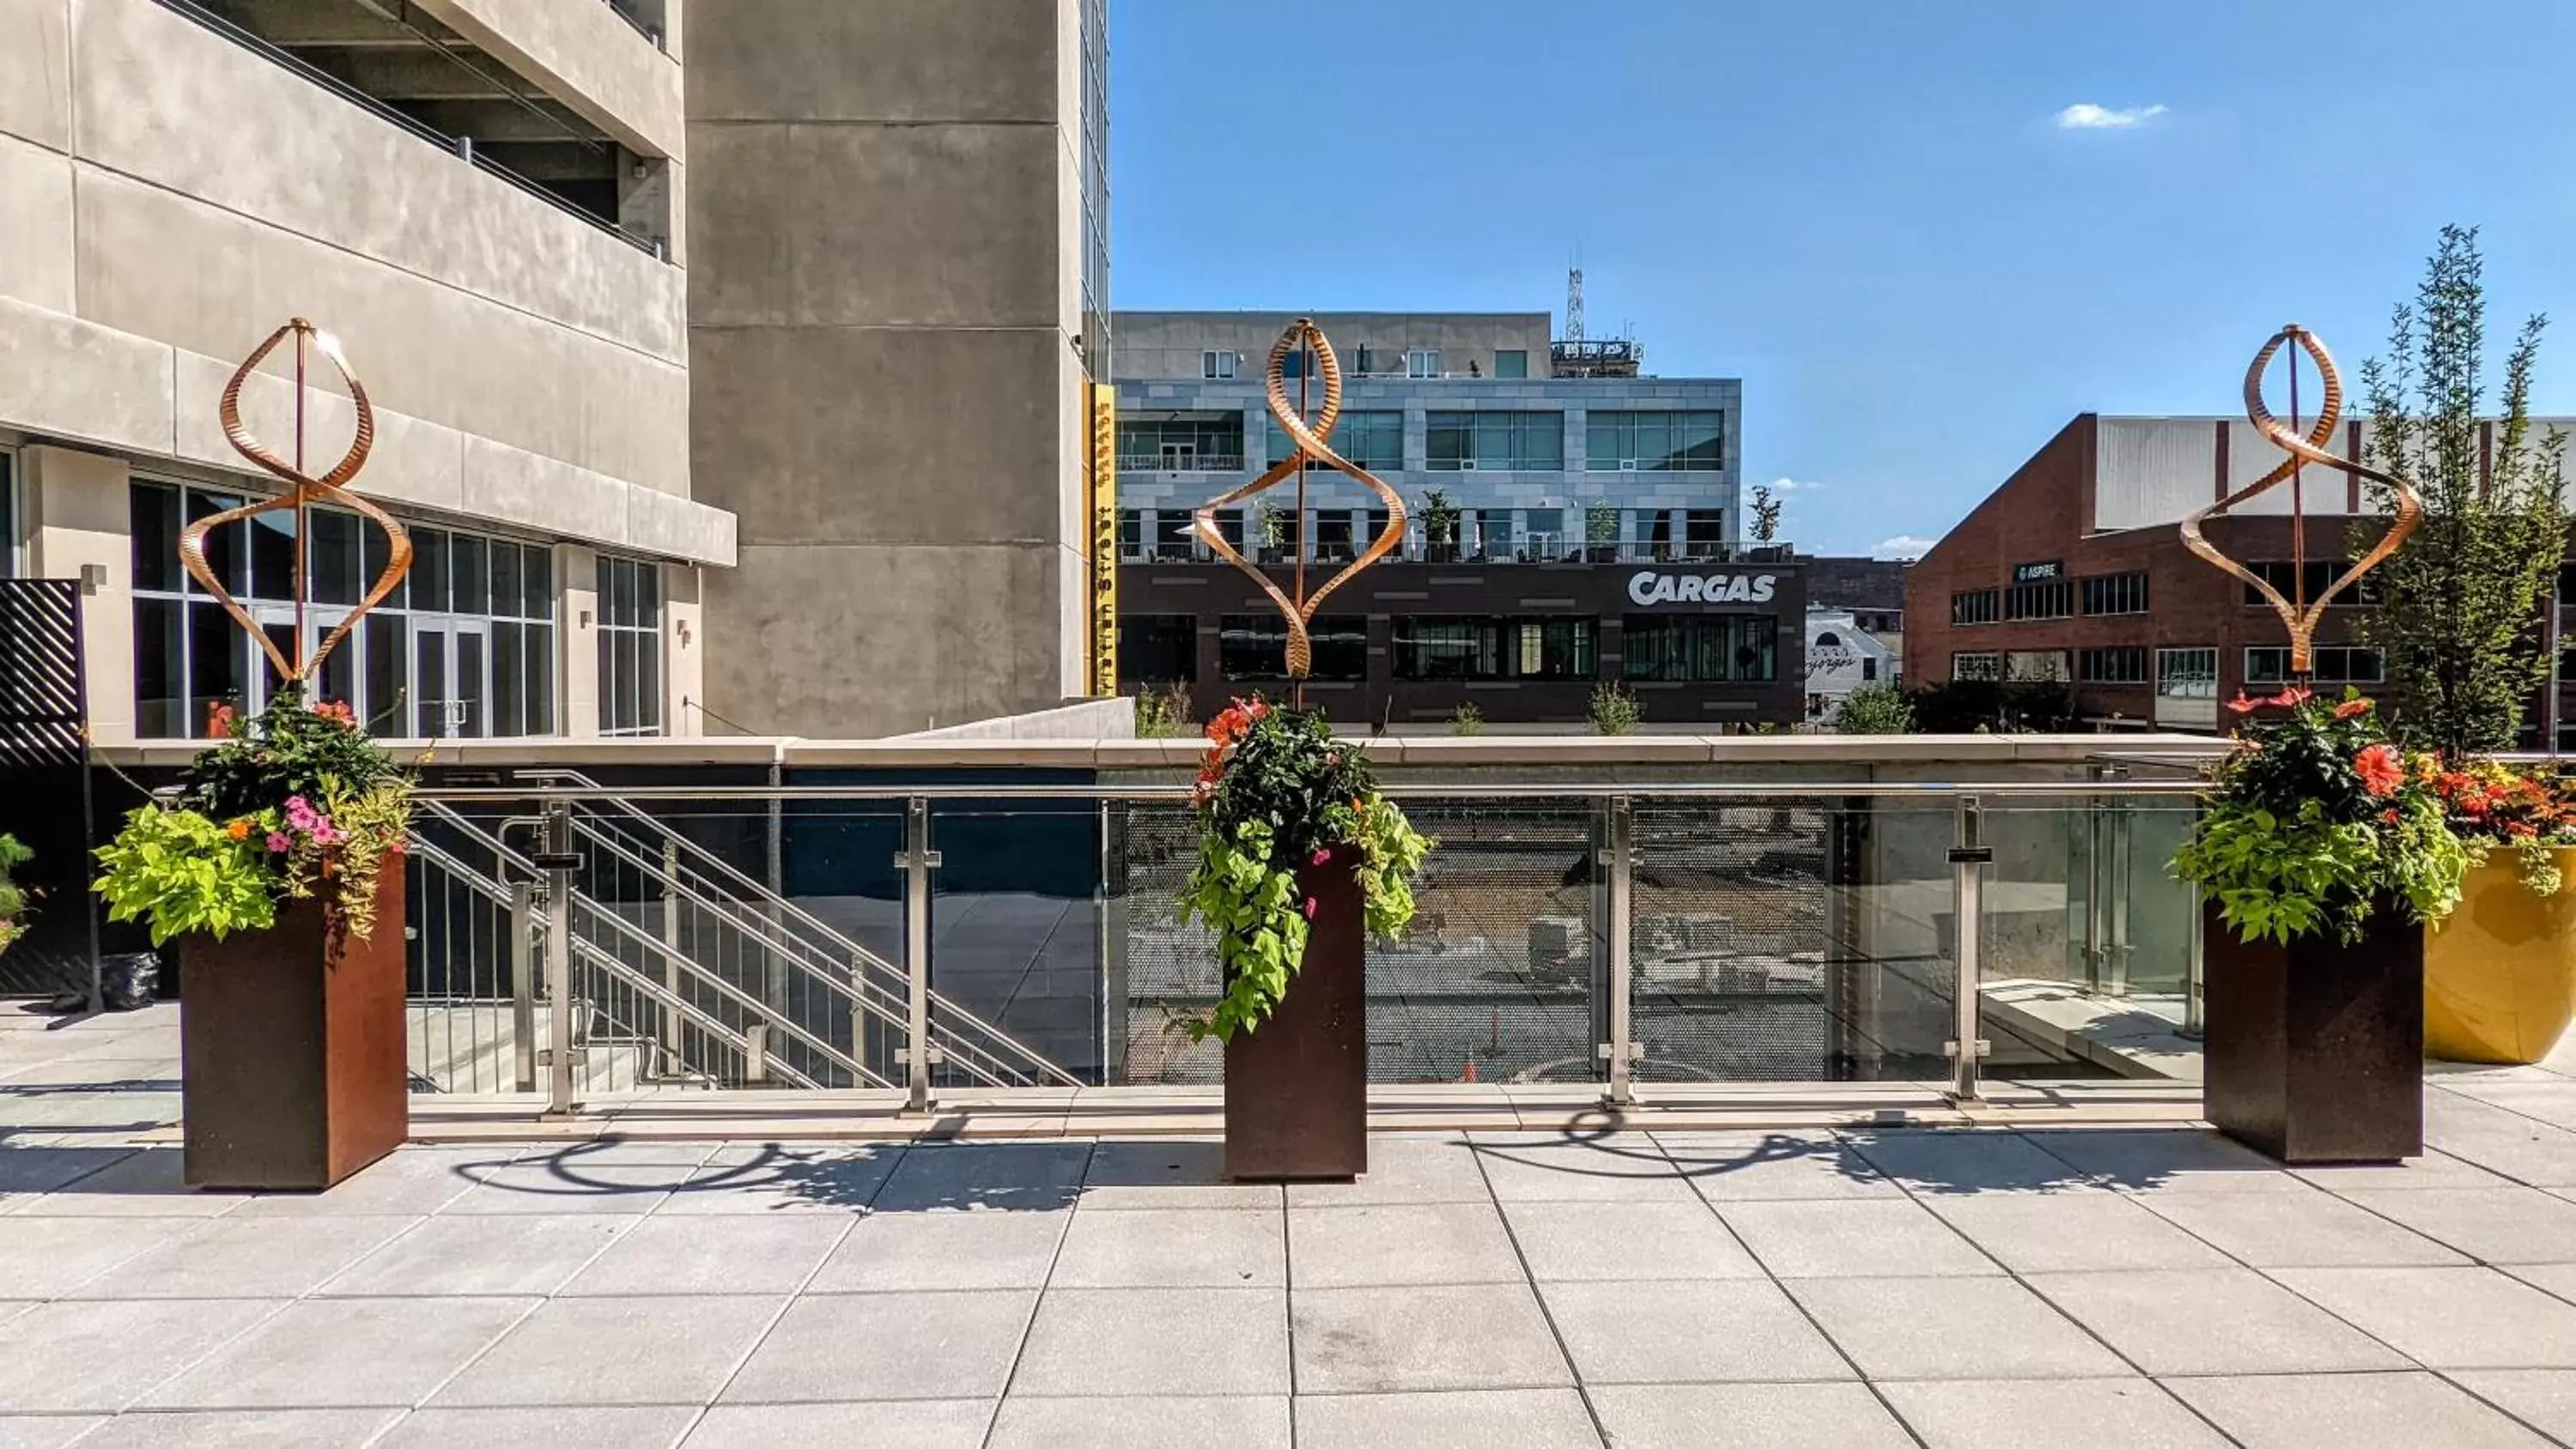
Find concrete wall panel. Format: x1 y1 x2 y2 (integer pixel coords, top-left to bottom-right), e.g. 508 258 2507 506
0 296 173 454
412 0 684 158
0 131 74 312
685 0 1054 124
0 0 70 152
22 445 137 742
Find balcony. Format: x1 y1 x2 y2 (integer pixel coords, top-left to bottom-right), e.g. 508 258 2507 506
1116 453 1248 475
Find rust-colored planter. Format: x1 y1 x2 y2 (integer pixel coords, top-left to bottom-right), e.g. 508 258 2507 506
1224 847 1368 1181
180 874 409 1190
2202 897 2423 1164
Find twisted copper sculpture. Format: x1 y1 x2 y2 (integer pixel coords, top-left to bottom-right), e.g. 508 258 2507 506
1193 318 1406 677
180 319 411 688
2180 324 2421 676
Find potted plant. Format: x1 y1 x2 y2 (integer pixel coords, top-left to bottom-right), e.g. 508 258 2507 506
2172 688 2467 1161
94 691 414 1189
1182 698 1431 1179
2420 760 2576 1064
1585 502 1620 562
1421 489 1461 563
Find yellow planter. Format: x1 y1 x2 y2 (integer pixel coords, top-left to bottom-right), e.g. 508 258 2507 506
2425 848 2576 1064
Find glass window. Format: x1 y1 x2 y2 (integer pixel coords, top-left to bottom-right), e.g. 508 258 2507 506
1200 349 1235 379
1152 511 1196 561
1119 614 1197 683
412 529 450 614
1117 509 1145 561
2004 650 2070 682
248 510 295 602
596 555 665 737
2081 571 2149 615
1312 512 1355 563
1406 349 1439 378
307 511 360 606
1950 590 1999 626
2079 646 2149 682
2004 577 2075 621
1219 614 1367 681
2157 648 2218 699
1270 409 1402 470
2243 560 2377 607
0 452 13 578
131 482 180 593
1585 411 1727 471
1683 510 1727 558
133 596 181 738
1119 415 1244 470
1492 349 1528 379
1620 615 1777 682
1425 411 1564 470
2246 646 2384 685
1395 617 1597 681
1952 652 2002 682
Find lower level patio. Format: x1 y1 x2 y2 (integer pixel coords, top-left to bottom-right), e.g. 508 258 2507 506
12 1003 2576 1446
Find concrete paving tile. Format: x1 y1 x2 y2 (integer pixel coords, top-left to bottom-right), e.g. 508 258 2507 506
2168 1370 2551 1448
316 1215 629 1297
440 1164 683 1215
0 1145 137 1195
990 1394 1288 1449
807 1208 1068 1292
663 1145 903 1214
558 1215 848 1296
1473 1137 1698 1204
66 1409 403 1447
2139 1186 2466 1267
1291 1203 1522 1288
0 1299 280 1412
1295 1283 1571 1393
139 1298 535 1409
237 1149 517 1216
2335 1187 2576 1264
1286 1134 1491 1205
681 1399 993 1448
1923 1192 2231 1274
0 1417 103 1449
1842 1131 2105 1195
1717 1198 1998 1279
2424 1094 2576 1186
1080 1140 1280 1209
1498 1199 1764 1282
721 1291 1034 1403
1012 1286 1285 1396
1589 1383 1912 1448
2015 1129 2302 1192
1788 1276 2126 1380
75 1216 416 1299
2450 1370 2576 1444
1877 1378 2228 1448
1656 1131 1905 1201
3 1149 246 1217
2293 1151 2516 1192
1293 1387 1600 1448
433 1294 783 1406
1052 1206 1282 1288
508 1138 720 1169
871 1142 1091 1214
1541 1279 1850 1386
2271 1265 2576 1368
374 1405 701 1449
2507 1261 2576 1306
2445 1082 2576 1132
0 1216 198 1297
2024 1269 2408 1376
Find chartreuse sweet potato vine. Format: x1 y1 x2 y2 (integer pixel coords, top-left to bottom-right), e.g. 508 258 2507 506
1181 698 1431 1041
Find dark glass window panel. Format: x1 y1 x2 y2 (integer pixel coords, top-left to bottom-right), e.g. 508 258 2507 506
258 621 295 705
523 546 554 621
131 483 181 593
450 535 489 618
1118 615 1197 684
363 613 406 737
637 629 663 734
596 625 615 732
1494 349 1528 379
492 543 523 624
635 561 662 626
416 628 447 737
186 600 247 737
492 621 525 737
307 511 360 605
249 510 296 602
1308 616 1368 681
313 623 355 717
361 517 406 609
457 631 486 737
1621 615 1778 682
413 530 450 614
133 597 182 737
1218 615 1288 679
1312 512 1354 562
525 625 556 734
185 490 247 593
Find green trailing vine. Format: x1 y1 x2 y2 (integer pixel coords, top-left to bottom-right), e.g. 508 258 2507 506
1181 698 1432 1041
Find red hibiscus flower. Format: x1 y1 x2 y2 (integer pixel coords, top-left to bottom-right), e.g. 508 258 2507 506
2354 743 2404 798
2333 698 2372 719
2224 692 2259 716
2268 685 2313 710
2380 808 2401 825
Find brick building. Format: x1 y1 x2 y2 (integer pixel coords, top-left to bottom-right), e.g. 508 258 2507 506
1904 413 2576 734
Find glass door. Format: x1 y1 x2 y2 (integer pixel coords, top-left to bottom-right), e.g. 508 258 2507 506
410 617 491 739
247 604 359 718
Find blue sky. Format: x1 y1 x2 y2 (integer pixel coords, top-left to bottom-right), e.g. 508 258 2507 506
1107 1 2576 556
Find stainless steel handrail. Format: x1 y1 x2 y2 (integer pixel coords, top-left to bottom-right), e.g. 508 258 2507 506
418 779 2213 804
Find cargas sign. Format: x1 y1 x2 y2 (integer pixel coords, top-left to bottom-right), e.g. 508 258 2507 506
1627 571 1779 606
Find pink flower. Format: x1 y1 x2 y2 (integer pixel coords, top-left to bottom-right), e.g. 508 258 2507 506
1303 896 1319 920
265 831 292 853
1309 848 1332 866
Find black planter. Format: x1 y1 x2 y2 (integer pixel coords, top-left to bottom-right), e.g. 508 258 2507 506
2202 897 2423 1164
1224 847 1368 1181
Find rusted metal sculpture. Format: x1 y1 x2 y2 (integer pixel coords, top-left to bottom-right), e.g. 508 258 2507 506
2181 324 2421 676
1194 318 1406 681
179 318 410 688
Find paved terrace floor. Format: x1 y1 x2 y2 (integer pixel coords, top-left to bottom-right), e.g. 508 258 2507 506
15 1008 2576 1443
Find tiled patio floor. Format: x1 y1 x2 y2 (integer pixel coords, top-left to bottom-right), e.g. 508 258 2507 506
16 1005 2576 1444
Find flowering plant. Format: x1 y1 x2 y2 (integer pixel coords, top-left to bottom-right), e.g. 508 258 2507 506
95 688 412 946
2173 686 2468 945
0 834 31 958
1181 697 1432 1041
2425 758 2576 896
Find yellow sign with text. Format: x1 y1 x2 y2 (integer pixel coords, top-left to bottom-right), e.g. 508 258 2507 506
1088 381 1118 696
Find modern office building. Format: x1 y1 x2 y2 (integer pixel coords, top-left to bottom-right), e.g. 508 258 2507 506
1112 310 1803 728
685 0 1113 738
0 0 726 746
1904 412 2576 734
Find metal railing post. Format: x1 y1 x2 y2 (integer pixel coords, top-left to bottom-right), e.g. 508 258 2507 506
659 838 683 1072
2182 906 2207 1040
896 797 944 1113
1948 796 1993 1103
509 881 537 1093
536 801 582 1118
1600 796 1637 1107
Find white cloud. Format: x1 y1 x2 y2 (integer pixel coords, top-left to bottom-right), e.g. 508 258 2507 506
1763 476 1821 493
1872 535 1936 561
2053 102 2167 130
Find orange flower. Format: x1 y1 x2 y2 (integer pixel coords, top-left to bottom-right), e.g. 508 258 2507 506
2224 692 2258 716
224 818 252 841
2354 743 2404 798
2333 698 2372 719
2269 685 2313 710
2380 808 2401 825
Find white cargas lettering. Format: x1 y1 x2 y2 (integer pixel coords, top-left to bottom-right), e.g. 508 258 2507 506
1628 572 1658 605
1678 575 1706 603
1752 575 1777 603
1720 575 1747 603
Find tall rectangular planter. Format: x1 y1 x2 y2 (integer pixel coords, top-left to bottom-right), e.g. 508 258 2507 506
1224 847 1368 1181
181 874 410 1190
2202 898 2423 1164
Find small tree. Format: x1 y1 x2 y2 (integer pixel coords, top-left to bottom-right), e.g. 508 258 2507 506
1256 500 1292 562
1834 682 1914 734
1588 681 1642 735
2354 226 2568 759
1585 503 1620 560
1748 485 1783 544
1421 488 1461 561
1133 682 1194 738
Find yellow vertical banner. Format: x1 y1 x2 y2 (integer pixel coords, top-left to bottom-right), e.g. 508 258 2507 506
1088 381 1119 696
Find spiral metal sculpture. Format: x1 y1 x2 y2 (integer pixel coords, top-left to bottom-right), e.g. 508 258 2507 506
1193 318 1407 678
180 319 411 688
2179 324 2421 676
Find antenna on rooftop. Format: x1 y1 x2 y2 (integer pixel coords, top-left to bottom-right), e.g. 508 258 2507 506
1564 261 1586 344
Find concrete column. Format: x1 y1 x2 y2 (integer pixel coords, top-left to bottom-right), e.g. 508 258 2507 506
22 446 135 746
561 544 600 739
666 562 702 736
